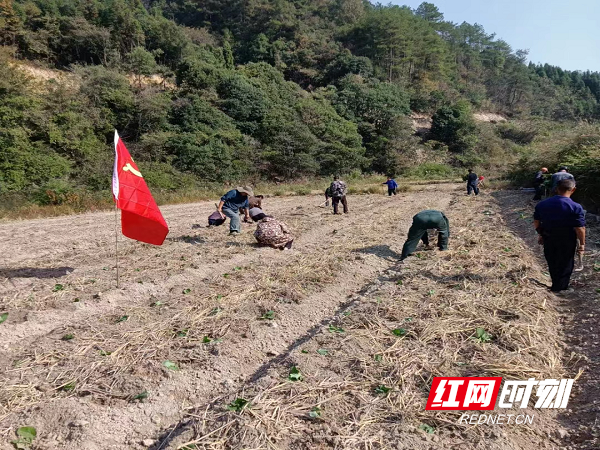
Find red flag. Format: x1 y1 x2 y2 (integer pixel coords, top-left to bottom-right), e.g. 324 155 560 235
112 131 169 245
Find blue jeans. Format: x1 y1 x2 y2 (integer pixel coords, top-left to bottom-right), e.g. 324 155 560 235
467 182 479 195
222 208 241 232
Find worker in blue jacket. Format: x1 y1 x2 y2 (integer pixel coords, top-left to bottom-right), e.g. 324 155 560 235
383 177 398 196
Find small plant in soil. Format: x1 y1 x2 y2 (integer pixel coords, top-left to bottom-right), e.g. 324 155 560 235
317 349 329 356
309 407 322 419
328 324 345 333
392 328 407 337
288 366 303 381
227 398 250 412
419 423 435 434
132 391 149 401
474 327 492 343
52 284 64 292
11 426 37 449
163 361 179 371
61 334 74 341
374 385 391 396
183 288 191 294
0 313 7 324
259 310 275 320
116 315 128 323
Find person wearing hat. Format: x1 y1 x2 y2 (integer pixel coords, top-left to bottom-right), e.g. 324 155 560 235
217 186 253 235
533 167 549 201
551 166 574 193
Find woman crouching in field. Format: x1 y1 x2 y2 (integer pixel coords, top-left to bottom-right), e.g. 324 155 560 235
250 208 294 250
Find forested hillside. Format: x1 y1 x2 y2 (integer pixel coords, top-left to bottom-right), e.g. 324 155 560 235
1 0 599 210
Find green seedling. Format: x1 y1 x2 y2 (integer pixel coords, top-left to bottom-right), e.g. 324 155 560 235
227 398 250 412
163 360 179 371
503 247 512 253
309 406 322 419
61 334 74 341
373 354 382 362
288 366 303 382
223 273 230 279
259 310 275 320
11 426 37 449
234 266 242 271
0 313 7 324
328 325 345 333
99 350 112 356
53 284 64 292
116 315 128 323
202 336 212 343
301 349 309 354
317 349 329 356
474 327 492 343
392 328 407 337
183 288 191 294
419 423 435 434
374 385 391 395
73 298 80 302
61 382 76 392
428 289 435 296
151 300 163 307
396 280 403 286
132 391 149 401
177 329 189 338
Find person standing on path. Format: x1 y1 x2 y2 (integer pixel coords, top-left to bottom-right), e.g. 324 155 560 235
382 176 398 196
534 179 585 293
217 186 253 235
330 175 348 214
550 166 575 193
400 210 450 260
533 167 549 201
466 169 479 196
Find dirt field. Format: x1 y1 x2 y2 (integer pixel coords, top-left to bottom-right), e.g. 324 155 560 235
0 184 598 450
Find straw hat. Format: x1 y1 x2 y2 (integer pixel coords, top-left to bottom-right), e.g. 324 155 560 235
236 186 254 196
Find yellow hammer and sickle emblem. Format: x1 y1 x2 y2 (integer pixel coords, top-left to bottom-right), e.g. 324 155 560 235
122 162 143 178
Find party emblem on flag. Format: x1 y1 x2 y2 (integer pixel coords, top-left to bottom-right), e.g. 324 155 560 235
112 131 169 245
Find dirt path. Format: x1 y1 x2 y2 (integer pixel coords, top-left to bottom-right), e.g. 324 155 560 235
0 186 593 450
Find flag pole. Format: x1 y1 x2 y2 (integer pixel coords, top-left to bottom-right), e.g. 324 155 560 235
114 204 120 288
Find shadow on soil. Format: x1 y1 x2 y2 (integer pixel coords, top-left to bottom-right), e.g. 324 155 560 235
492 190 600 449
0 266 74 279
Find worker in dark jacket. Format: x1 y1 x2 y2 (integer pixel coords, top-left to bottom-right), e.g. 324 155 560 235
400 210 450 260
466 169 479 196
533 167 549 200
534 179 585 293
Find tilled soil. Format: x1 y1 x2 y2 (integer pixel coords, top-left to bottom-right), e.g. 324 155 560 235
0 185 595 450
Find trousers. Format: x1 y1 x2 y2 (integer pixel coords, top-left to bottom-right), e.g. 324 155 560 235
222 207 241 232
332 196 348 214
401 210 450 259
388 189 397 196
533 185 544 200
542 228 577 291
467 182 479 195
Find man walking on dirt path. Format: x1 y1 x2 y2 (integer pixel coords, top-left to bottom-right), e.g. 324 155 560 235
217 186 253 236
533 167 549 201
400 210 450 260
466 169 479 196
382 176 398 196
534 179 585 293
550 166 575 194
330 175 348 214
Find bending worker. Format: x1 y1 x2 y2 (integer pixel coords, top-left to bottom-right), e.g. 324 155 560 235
534 179 585 293
400 210 450 260
217 186 253 236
